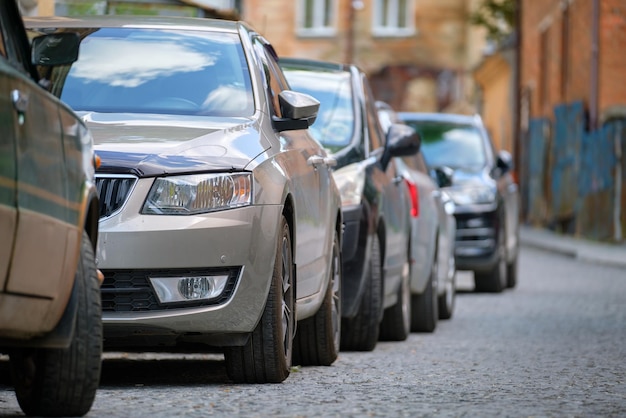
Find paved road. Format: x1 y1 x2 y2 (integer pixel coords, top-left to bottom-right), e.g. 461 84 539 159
1 245 625 417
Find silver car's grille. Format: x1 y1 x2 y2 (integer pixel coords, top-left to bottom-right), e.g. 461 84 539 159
100 268 241 312
96 175 137 219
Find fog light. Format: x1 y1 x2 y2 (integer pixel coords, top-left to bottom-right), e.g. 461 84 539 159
149 275 229 304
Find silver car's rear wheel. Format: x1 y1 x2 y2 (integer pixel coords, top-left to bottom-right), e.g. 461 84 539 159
225 216 295 383
411 243 439 333
293 229 341 366
379 248 411 341
438 268 456 320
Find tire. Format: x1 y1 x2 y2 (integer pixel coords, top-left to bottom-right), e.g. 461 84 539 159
293 230 341 366
10 231 102 417
340 237 383 351
438 268 456 320
379 250 410 341
506 254 518 289
225 216 295 383
474 228 507 293
411 245 438 333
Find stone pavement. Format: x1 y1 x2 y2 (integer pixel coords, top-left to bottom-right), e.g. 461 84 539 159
520 225 626 269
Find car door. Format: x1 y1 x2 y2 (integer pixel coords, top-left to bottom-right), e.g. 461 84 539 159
255 38 331 298
0 36 18 291
0 15 71 299
406 152 440 283
362 75 409 290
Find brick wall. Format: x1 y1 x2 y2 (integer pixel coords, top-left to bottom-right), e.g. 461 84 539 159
599 1 626 113
520 0 626 122
242 0 486 112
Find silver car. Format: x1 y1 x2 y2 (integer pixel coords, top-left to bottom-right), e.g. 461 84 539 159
377 102 457 332
26 16 343 383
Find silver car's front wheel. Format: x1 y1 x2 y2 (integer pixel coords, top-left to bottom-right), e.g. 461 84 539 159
225 215 295 383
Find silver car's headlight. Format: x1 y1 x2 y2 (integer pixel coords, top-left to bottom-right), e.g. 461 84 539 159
441 190 456 215
446 186 496 206
142 173 252 215
332 161 367 207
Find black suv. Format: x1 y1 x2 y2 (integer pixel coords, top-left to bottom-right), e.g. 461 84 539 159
0 2 101 416
398 112 520 293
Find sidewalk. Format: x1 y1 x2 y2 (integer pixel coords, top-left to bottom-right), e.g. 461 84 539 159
520 225 626 269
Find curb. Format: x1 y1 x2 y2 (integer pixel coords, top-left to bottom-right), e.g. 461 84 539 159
519 226 626 269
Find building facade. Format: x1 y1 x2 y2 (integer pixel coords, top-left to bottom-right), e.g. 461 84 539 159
241 0 488 114
519 0 626 241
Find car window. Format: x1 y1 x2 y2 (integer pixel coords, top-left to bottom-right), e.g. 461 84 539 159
281 66 354 153
0 12 27 72
0 24 6 57
403 121 487 169
363 75 384 151
37 27 254 117
253 37 286 118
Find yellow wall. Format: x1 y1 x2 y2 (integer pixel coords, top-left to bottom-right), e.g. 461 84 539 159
474 52 513 153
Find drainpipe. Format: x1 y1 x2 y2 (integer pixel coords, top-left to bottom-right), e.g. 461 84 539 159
345 0 356 64
590 0 599 130
514 0 522 187
615 126 623 241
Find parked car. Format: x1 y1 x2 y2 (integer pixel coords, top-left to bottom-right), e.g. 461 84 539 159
377 102 457 332
397 112 520 293
280 58 421 348
0 2 102 416
26 16 344 383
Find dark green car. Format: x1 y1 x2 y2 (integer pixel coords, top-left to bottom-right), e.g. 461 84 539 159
0 1 102 416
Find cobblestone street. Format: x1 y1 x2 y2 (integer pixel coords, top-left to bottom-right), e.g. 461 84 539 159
2 240 625 417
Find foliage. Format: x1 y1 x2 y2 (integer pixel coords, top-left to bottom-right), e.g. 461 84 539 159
469 0 516 43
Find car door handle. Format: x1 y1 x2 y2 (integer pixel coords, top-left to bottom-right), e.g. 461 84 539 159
323 156 337 167
392 175 404 185
11 89 29 113
307 155 325 167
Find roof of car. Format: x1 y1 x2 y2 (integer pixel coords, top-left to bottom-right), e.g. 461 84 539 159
24 15 245 33
397 112 483 126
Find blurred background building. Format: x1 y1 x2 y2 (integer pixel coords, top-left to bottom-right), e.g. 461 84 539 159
519 0 625 242
21 0 626 243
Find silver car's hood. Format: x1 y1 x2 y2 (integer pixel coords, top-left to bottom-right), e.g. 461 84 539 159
83 112 269 177
449 166 494 188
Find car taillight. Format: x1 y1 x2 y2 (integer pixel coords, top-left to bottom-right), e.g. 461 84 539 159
404 178 419 218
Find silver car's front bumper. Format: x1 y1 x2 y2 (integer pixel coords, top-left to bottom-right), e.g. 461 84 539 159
96 179 282 347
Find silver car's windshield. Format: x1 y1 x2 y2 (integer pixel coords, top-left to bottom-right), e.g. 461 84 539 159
403 121 487 169
282 69 354 154
47 28 254 117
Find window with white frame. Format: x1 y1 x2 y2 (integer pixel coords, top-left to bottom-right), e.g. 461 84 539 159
297 0 336 37
373 0 415 37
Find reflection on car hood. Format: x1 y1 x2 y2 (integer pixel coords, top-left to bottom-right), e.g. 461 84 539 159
82 112 268 177
448 166 494 189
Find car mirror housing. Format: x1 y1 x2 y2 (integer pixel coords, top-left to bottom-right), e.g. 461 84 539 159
496 150 513 174
432 166 454 188
274 90 320 132
31 32 80 66
381 123 421 170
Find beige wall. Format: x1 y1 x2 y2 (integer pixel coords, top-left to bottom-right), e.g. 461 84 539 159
474 52 514 152
243 0 487 113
